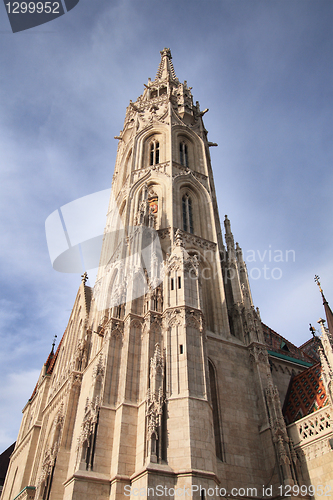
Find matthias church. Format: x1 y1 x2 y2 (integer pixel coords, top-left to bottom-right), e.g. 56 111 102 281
1 49 332 500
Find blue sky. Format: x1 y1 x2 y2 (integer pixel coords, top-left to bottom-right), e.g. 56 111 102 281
0 0 332 450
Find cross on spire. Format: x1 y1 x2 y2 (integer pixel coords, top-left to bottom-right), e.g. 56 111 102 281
314 274 324 295
81 271 88 284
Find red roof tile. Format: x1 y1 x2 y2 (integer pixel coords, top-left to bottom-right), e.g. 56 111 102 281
283 363 328 424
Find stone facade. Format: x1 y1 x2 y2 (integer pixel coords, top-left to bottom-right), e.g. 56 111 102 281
2 49 333 500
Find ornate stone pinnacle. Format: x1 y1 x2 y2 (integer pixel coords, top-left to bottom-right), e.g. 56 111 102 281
175 228 184 247
160 47 172 59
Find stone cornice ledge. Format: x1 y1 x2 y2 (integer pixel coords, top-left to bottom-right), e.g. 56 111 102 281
176 469 220 483
206 331 247 349
130 465 219 484
63 470 110 487
110 474 131 485
130 463 175 481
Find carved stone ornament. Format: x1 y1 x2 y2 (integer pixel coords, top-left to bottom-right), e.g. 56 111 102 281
36 404 64 492
181 231 216 252
183 255 199 276
93 354 105 380
110 327 124 342
265 381 290 443
166 254 181 273
300 438 332 462
77 396 100 450
70 371 83 388
241 282 249 298
54 402 64 426
277 435 291 466
175 228 185 247
248 343 269 365
185 309 203 332
146 344 165 464
163 308 183 328
172 165 209 189
143 313 162 336
158 228 171 240
36 445 58 490
73 338 88 371
264 380 300 485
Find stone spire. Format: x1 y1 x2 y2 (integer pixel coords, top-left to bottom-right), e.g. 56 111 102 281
314 276 333 404
315 275 333 337
155 47 178 82
236 241 253 307
224 215 242 304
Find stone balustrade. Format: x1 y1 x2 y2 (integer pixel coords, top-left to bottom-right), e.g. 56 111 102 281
287 404 332 447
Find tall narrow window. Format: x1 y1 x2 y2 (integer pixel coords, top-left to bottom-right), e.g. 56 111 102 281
209 360 223 460
42 460 56 500
182 194 194 234
179 142 188 167
188 197 193 232
156 142 159 164
150 141 160 166
150 143 154 165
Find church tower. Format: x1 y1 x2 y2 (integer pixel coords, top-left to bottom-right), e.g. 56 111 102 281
2 49 304 500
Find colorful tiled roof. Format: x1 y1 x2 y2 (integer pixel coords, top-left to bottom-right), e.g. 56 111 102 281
46 333 64 375
283 363 328 424
29 333 64 401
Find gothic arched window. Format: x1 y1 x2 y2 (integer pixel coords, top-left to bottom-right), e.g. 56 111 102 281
179 142 188 167
150 141 160 166
182 194 193 234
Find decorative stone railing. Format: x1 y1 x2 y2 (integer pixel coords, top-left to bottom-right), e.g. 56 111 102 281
131 162 170 184
287 404 332 447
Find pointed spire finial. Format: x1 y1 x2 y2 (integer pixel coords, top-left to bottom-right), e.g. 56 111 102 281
160 47 172 59
314 274 323 294
314 274 328 305
224 215 232 234
51 334 57 354
309 323 317 338
81 271 88 284
155 48 178 82
315 275 333 337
